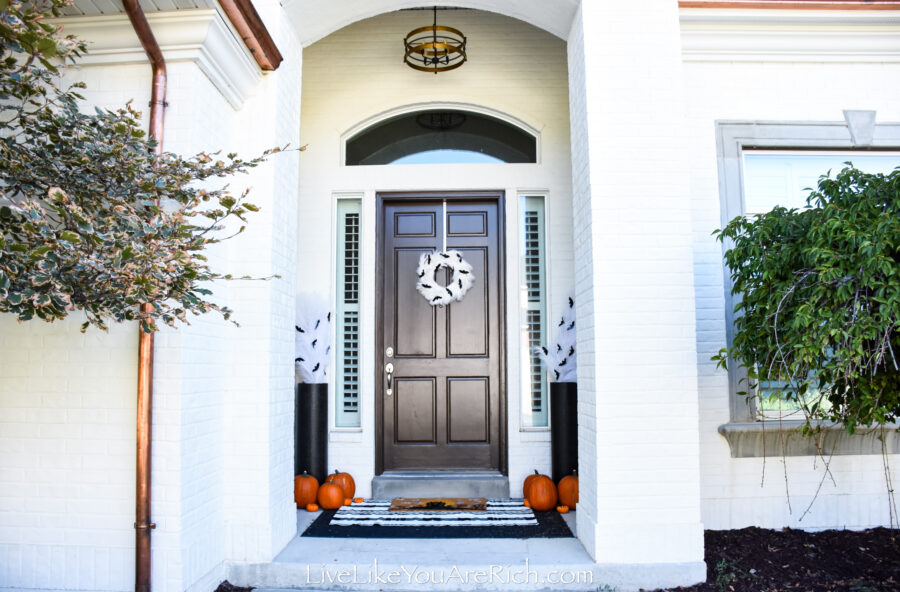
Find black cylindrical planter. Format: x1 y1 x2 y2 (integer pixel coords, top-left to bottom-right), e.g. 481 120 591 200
550 381 578 484
295 383 328 483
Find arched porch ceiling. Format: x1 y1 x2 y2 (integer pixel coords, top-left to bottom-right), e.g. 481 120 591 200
281 0 581 47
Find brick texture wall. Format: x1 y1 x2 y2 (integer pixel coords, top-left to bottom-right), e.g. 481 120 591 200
568 0 705 568
683 56 900 530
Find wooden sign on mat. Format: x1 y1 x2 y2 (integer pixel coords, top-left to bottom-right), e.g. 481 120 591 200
389 497 487 511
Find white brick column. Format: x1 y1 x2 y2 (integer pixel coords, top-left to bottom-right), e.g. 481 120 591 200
567 1 705 588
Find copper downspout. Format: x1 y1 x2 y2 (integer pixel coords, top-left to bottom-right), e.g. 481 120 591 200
218 0 283 70
122 1 166 591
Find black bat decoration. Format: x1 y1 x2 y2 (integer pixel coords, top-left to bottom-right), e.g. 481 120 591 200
558 358 568 367
568 296 574 308
567 321 575 330
312 363 320 372
295 325 305 333
295 356 304 362
311 338 317 348
554 369 560 380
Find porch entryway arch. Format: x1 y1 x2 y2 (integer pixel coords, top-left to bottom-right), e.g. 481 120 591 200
282 0 581 47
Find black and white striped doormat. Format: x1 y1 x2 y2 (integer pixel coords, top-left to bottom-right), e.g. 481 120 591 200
302 499 573 539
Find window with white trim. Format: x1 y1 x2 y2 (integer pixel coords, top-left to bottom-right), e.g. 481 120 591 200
520 196 548 428
335 199 361 428
717 121 900 424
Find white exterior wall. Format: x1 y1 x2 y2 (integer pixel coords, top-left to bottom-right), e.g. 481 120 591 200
0 3 302 591
565 0 705 585
297 10 574 497
681 11 900 530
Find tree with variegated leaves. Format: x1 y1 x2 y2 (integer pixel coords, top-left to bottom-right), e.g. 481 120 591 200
1 0 277 332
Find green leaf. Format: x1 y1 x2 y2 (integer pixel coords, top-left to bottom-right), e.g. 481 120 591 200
59 231 81 243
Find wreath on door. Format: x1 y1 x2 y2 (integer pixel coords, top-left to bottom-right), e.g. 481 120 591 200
416 250 475 307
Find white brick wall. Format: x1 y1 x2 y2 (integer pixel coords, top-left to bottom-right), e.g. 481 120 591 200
0 317 137 590
682 52 900 530
297 9 574 497
0 4 303 590
568 0 704 570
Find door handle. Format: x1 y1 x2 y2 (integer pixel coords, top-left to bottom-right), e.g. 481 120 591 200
385 363 394 396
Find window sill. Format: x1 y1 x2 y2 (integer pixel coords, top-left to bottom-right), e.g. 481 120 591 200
718 421 900 458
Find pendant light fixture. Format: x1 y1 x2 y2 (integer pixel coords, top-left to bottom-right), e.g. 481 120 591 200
403 6 467 74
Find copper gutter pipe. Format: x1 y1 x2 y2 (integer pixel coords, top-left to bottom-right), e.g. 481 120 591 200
122 1 165 591
218 0 283 70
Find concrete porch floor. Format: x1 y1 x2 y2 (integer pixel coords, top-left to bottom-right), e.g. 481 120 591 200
227 507 606 591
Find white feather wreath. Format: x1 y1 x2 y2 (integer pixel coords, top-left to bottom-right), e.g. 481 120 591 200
534 296 577 382
416 250 475 307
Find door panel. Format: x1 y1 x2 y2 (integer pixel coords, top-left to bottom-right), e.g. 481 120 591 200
379 196 503 471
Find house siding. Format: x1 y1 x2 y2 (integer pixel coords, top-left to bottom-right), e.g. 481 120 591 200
683 57 900 529
568 0 705 570
0 5 303 591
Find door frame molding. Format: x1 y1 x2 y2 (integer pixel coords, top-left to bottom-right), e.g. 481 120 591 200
374 190 508 476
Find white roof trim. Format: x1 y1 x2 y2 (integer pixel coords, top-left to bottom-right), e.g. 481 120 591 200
680 8 900 62
54 8 261 109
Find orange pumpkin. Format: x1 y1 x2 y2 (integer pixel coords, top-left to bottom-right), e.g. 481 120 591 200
328 470 356 499
294 472 319 508
523 499 531 508
353 497 364 503
317 482 344 510
558 471 579 510
526 474 558 511
305 503 319 512
556 505 570 514
343 498 352 506
523 469 541 498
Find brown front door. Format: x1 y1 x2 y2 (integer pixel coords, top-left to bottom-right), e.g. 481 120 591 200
376 193 505 472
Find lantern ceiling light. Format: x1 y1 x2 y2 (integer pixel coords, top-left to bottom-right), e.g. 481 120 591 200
403 6 467 74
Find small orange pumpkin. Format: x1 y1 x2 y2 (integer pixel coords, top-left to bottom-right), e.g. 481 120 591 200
523 499 531 508
305 503 319 512
523 469 541 498
526 474 558 511
343 498 352 506
556 505 570 514
317 482 344 510
558 471 579 510
328 470 356 499
353 497 364 503
294 472 319 508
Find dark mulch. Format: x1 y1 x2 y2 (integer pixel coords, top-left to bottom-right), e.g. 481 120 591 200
656 527 900 592
213 582 252 592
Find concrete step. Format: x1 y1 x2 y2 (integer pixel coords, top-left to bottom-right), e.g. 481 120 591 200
371 470 510 499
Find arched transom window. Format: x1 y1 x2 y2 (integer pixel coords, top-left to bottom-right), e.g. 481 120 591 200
345 110 537 165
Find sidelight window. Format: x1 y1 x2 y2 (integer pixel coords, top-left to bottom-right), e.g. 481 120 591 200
520 196 548 428
335 199 361 428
